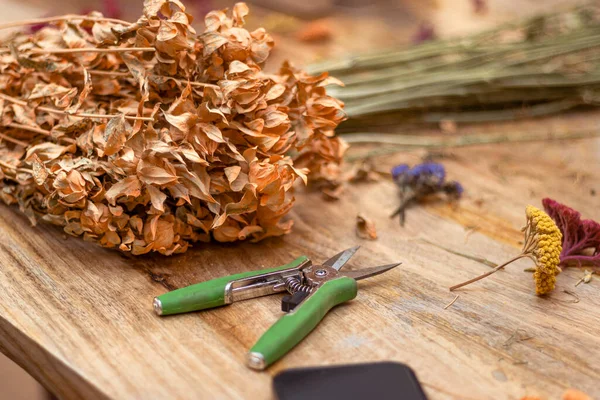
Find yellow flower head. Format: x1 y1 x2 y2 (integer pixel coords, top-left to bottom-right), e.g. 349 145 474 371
524 205 563 295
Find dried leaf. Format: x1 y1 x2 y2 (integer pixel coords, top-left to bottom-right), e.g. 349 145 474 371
67 69 92 113
29 154 49 186
25 142 70 161
356 213 377 240
265 83 285 101
105 176 142 205
202 32 229 57
103 115 131 156
12 104 39 128
198 122 225 143
137 160 178 185
28 83 72 100
212 190 257 229
147 185 167 212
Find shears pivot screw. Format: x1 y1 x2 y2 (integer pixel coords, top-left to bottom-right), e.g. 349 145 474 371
315 269 327 277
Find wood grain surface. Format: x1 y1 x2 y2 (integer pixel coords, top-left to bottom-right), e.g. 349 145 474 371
1 110 599 399
1 1 599 399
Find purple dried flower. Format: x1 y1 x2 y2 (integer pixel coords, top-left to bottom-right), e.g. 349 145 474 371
408 162 446 186
390 162 462 225
391 164 410 179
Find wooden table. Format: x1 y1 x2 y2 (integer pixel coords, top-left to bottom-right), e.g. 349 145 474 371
1 1 599 399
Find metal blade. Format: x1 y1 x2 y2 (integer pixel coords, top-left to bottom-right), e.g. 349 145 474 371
342 263 401 281
323 246 360 271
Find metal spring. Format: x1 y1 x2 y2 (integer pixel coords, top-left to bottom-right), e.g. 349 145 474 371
284 276 311 294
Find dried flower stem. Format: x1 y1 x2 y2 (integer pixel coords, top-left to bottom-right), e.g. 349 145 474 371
7 122 51 136
450 254 530 291
0 93 153 121
0 131 29 147
88 70 131 77
0 47 156 55
185 81 219 89
390 192 415 226
6 122 76 144
0 93 26 106
0 15 132 30
0 160 17 170
87 69 219 89
43 109 152 121
449 222 539 291
0 160 31 174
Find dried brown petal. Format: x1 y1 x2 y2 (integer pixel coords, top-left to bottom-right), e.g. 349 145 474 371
25 142 70 161
105 176 142 205
103 115 131 156
147 185 167 212
356 213 377 240
29 154 50 186
137 160 178 185
67 69 92 113
28 83 73 100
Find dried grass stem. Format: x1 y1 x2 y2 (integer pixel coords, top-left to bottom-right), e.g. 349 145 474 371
0 15 132 30
5 122 75 144
0 93 153 121
0 131 29 147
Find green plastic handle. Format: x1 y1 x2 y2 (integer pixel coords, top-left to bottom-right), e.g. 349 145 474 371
155 256 309 316
247 276 358 370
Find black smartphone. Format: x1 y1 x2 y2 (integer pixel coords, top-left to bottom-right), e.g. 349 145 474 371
273 362 428 400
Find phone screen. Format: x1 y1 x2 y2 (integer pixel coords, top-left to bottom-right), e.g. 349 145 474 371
273 362 428 400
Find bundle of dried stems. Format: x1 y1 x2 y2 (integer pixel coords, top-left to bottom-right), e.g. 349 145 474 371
309 3 600 132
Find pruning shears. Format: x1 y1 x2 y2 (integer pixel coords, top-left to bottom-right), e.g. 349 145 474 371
153 246 400 370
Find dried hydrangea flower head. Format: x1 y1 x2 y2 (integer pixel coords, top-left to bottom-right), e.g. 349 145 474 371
450 205 562 295
391 162 463 225
0 2 346 255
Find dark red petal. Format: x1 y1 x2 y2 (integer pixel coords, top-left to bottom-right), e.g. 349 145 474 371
543 197 600 268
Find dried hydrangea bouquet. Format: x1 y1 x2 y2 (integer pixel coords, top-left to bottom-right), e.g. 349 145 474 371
0 1 347 255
